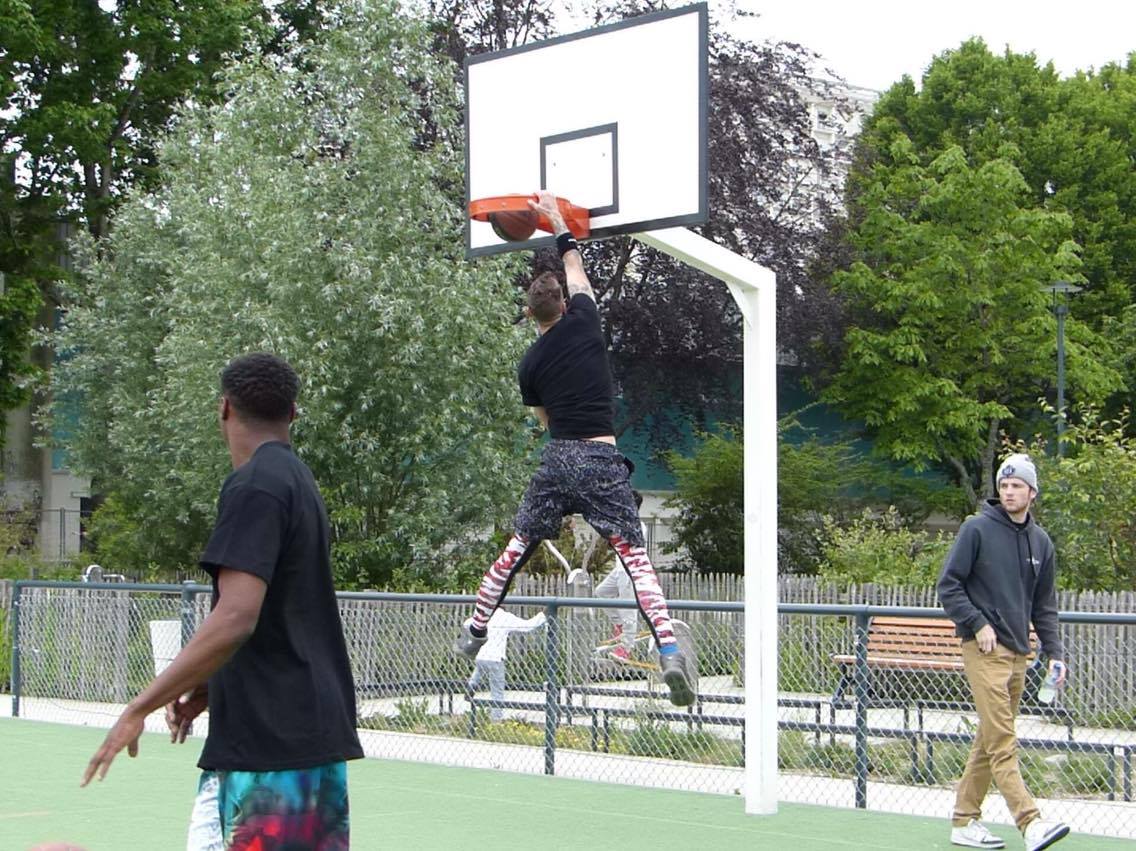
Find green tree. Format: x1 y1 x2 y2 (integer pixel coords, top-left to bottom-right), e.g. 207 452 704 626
665 420 958 575
48 1 531 587
825 139 1123 510
0 272 40 432
817 506 952 588
0 0 323 449
857 40 1136 413
1028 409 1136 591
665 429 743 574
1030 59 1136 329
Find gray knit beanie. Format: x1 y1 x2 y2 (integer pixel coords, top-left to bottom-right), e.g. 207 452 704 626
997 453 1039 494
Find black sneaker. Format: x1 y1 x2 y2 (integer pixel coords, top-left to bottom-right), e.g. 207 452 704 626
453 622 487 660
659 651 696 707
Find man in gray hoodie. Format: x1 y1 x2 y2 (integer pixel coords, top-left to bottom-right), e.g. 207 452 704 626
938 453 1069 851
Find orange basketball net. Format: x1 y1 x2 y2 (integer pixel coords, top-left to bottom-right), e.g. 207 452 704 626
469 194 591 239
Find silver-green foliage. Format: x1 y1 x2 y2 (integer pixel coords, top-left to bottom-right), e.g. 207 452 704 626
49 0 531 586
818 506 953 588
1029 408 1136 591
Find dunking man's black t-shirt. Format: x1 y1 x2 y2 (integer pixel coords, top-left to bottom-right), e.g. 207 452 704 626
517 293 615 439
198 441 363 771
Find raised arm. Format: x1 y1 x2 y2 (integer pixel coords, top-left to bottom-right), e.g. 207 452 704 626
493 609 548 634
530 190 593 300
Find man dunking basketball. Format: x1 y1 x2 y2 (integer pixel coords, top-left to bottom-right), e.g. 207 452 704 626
454 190 696 706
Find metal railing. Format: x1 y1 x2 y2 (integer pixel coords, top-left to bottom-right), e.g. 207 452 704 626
1 508 92 562
7 583 1136 839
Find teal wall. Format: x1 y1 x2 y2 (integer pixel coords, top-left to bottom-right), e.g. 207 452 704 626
620 367 867 491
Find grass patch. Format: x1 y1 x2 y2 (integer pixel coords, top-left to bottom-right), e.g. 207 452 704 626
620 716 742 766
355 698 1129 796
1081 706 1136 731
1057 754 1117 797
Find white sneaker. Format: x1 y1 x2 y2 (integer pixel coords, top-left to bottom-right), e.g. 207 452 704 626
950 819 1005 848
1023 820 1070 851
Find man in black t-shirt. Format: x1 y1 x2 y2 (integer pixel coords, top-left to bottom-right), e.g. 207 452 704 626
83 353 362 848
455 191 696 707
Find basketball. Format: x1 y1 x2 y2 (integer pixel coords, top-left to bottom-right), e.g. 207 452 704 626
489 209 537 242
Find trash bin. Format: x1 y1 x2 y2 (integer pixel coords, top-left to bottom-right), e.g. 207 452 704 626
149 619 182 676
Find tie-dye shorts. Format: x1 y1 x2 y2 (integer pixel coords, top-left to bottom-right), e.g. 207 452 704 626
187 762 350 850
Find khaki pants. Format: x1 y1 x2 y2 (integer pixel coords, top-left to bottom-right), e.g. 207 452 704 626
953 640 1040 832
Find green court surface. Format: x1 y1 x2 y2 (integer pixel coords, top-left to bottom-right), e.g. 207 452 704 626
1 718 1130 850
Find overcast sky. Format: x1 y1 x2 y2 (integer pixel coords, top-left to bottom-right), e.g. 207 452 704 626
721 0 1135 92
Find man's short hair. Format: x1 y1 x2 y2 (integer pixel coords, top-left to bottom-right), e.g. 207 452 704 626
221 353 299 423
528 271 564 323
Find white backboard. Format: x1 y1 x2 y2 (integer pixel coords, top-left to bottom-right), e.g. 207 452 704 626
465 4 708 257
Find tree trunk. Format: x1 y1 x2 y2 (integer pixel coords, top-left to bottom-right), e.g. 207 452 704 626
947 455 978 511
978 417 1000 503
946 417 1001 512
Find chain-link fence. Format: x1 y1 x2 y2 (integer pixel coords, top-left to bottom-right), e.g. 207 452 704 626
6 582 1136 839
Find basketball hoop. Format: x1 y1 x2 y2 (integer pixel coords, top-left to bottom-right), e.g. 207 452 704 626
469 194 590 242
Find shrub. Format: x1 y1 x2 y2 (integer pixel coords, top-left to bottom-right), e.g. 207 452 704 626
1057 754 1116 797
0 499 39 560
624 717 690 760
778 731 810 770
391 698 431 730
0 555 82 581
1025 407 1136 591
665 429 743 573
818 506 952 587
804 742 858 776
665 421 964 575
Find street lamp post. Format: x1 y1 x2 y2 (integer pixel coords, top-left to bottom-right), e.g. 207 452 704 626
1046 281 1082 456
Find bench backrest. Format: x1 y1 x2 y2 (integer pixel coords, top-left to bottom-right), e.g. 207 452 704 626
867 616 1037 660
867 617 961 662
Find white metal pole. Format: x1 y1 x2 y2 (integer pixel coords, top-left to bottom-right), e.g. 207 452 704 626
634 227 778 814
746 279 779 814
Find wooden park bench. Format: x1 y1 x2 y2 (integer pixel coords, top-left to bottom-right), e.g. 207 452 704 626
830 616 1037 704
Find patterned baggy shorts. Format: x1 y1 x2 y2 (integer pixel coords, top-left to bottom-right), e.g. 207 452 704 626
513 439 644 546
187 762 350 850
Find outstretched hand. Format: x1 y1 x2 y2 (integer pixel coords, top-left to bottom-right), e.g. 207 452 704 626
81 710 144 786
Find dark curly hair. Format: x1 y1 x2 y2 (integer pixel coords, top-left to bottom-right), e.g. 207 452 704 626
220 353 299 423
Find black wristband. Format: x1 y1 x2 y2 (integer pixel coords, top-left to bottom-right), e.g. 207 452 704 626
556 232 578 257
